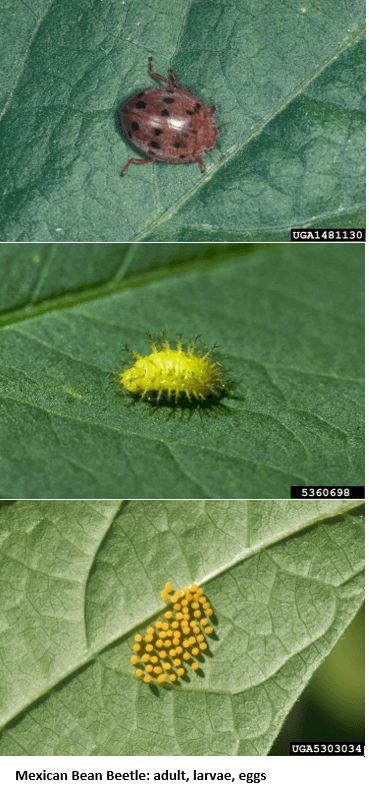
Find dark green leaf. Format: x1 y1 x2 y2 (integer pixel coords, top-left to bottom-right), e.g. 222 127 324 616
0 243 364 499
0 1 364 241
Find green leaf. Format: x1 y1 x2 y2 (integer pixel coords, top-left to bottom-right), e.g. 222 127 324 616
0 243 364 499
0 499 364 755
0 242 238 313
0 1 364 242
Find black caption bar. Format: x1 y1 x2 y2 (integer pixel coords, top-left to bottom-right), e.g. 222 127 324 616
290 742 364 755
290 486 364 499
291 229 364 241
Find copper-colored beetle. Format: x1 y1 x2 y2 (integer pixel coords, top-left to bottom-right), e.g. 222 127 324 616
119 57 220 176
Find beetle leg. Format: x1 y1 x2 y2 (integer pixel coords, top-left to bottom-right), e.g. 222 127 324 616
148 56 171 85
120 158 154 176
168 68 185 90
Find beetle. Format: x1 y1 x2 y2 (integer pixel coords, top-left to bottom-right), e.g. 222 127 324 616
119 57 220 176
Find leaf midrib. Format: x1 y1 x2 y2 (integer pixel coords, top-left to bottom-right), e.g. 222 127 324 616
0 254 250 327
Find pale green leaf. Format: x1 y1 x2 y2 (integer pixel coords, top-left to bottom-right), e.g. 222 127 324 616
0 499 364 755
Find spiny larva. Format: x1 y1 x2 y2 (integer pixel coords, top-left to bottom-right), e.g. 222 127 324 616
116 333 231 407
119 57 221 176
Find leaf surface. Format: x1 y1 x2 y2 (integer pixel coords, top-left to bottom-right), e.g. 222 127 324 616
0 244 364 499
0 0 365 241
0 499 364 755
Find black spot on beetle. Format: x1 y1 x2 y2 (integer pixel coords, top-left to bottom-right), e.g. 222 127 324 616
137 92 145 98
186 110 194 115
173 142 181 148
154 128 163 136
128 131 132 138
161 109 170 117
131 121 139 131
195 103 201 111
150 140 160 149
135 100 146 109
180 155 186 159
163 97 175 104
182 132 189 138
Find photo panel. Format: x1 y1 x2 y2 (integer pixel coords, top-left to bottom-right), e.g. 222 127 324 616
0 498 364 760
0 1 364 242
0 242 364 500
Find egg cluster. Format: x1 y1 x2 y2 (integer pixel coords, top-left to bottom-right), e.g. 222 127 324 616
130 582 214 685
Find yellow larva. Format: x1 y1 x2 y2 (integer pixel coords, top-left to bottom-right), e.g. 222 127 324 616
117 333 231 405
